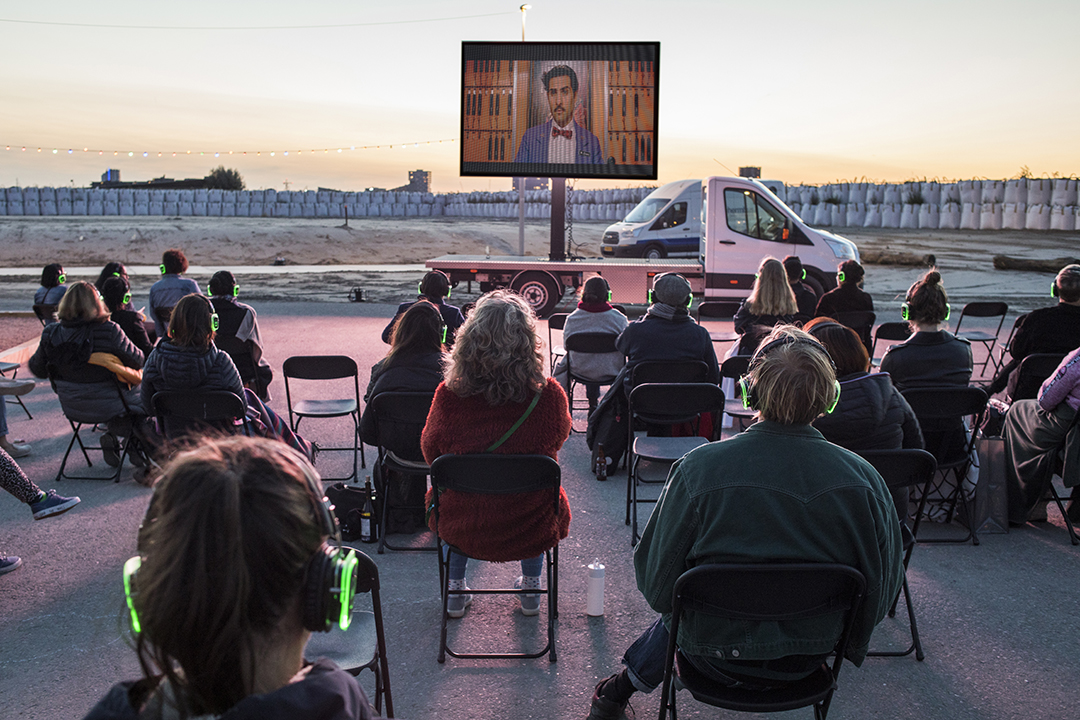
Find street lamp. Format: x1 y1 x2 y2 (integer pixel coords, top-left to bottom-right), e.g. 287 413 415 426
520 4 531 41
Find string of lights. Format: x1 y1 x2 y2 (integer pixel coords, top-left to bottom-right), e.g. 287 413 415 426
0 12 514 31
1 138 457 158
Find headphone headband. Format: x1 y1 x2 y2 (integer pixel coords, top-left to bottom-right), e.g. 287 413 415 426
740 335 840 415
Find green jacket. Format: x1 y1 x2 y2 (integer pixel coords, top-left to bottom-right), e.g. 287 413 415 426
634 421 903 667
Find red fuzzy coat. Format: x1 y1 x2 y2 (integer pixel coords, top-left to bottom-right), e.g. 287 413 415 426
422 378 572 561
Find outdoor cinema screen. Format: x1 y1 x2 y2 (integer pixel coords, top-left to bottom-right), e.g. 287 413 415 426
460 41 660 181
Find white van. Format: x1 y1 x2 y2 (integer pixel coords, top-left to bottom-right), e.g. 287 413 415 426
601 179 702 259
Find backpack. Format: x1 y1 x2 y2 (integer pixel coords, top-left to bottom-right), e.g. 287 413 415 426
586 370 630 472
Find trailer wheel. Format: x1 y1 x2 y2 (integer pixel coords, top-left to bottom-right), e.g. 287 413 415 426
511 271 563 318
642 244 666 260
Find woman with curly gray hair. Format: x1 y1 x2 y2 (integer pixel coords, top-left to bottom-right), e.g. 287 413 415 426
421 290 571 618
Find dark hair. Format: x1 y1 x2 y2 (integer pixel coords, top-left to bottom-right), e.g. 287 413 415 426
904 270 950 326
169 294 215 350
838 259 864 285
782 255 804 284
419 270 450 300
804 317 870 376
1056 264 1080 303
209 270 237 297
41 263 65 288
162 249 189 275
386 300 445 369
57 281 110 323
581 276 610 304
542 65 579 94
101 275 131 313
95 262 128 292
133 436 324 716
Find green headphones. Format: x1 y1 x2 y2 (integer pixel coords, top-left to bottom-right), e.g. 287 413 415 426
57 273 67 284
419 280 450 299
123 292 132 306
647 289 693 308
837 270 846 283
738 336 841 415
441 324 448 344
232 284 240 297
1051 281 1059 298
900 301 950 322
159 264 166 275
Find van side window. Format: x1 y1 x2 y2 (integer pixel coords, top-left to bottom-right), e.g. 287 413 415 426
650 201 688 230
724 189 787 242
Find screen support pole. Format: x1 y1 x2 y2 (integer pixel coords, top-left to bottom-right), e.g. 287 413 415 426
549 177 566 262
518 178 525 256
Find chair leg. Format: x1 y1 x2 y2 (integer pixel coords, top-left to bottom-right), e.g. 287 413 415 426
1051 485 1080 546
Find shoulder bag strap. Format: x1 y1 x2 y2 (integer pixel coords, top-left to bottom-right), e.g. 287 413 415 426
485 389 543 452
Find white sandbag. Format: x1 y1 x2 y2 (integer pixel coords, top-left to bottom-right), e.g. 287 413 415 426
1051 179 1078 206
813 203 831 226
960 202 981 230
918 204 939 229
56 187 71 202
222 204 236 217
22 188 39 202
1050 205 1075 231
939 183 960 205
1004 179 1027 204
6 201 23 215
40 201 56 216
134 202 148 216
900 204 919 229
192 202 207 217
303 191 317 204
921 182 941 205
205 189 221 203
247 202 262 217
830 204 845 226
58 199 72 216
418 204 432 217
73 189 87 202
316 191 330 203
192 189 207 203
846 203 866 227
959 180 982 205
315 203 329 217
1002 203 1026 229
103 202 119 216
847 183 868 205
882 184 902 204
71 200 87 215
207 202 221 216
38 188 56 203
88 201 103 216
863 204 882 228
179 189 195 202
1025 204 1051 231
879 203 899 228
980 202 1002 230
981 180 1005 204
1027 179 1052 206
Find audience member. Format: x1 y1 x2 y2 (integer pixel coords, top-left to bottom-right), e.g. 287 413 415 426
34 263 67 307
989 264 1080 398
94 262 129 293
359 300 446 445
783 255 819 317
617 273 719 385
0 377 35 457
553 276 628 412
733 257 797 356
140 295 312 460
815 259 874 317
208 270 274 400
1 448 81 576
382 270 465 346
82 436 375 719
148 249 200 338
29 281 148 465
422 290 571 618
1004 348 1080 524
587 326 903 720
102 276 153 356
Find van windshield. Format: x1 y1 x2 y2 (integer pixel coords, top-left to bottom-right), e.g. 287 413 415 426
624 197 669 224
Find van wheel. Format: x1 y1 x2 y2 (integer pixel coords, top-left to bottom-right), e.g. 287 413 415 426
511 271 563 318
643 244 666 260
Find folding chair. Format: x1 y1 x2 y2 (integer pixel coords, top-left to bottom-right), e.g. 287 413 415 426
1011 353 1067 401
547 312 569 374
658 563 866 720
51 379 135 483
367 391 437 554
304 549 394 717
695 301 741 344
0 361 32 420
213 333 267 400
431 453 560 662
870 322 911 368
625 383 725 545
282 355 365 482
720 356 755 431
859 449 938 660
901 387 988 545
151 391 248 441
32 303 58 326
954 302 1008 377
626 360 712 469
1041 407 1080 546
564 331 620 431
995 312 1028 370
833 310 876 353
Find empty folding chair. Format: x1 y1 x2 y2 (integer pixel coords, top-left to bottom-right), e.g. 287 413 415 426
283 355 365 482
871 321 912 368
954 302 1008 377
0 362 32 419
564 331 620 430
547 313 568 374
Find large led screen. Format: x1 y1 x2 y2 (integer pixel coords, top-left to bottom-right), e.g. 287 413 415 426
460 42 660 180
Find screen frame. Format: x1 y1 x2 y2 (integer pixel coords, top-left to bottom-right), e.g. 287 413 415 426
460 41 660 181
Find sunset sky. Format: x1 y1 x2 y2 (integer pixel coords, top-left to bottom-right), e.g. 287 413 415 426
2 0 1077 193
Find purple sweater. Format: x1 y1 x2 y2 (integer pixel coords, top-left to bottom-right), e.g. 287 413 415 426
1039 348 1080 413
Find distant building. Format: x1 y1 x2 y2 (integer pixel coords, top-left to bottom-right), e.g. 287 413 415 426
91 170 207 189
391 169 431 193
739 166 762 179
513 177 549 192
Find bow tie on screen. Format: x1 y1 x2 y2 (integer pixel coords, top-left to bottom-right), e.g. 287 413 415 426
552 127 573 139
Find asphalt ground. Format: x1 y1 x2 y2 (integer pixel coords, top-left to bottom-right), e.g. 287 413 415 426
1 300 1079 720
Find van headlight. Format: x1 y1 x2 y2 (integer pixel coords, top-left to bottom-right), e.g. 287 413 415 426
822 236 858 261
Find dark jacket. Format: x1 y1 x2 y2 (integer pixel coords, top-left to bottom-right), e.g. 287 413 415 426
814 372 924 452
733 301 796 356
381 298 465 345
110 308 153 356
141 340 244 413
791 281 818 318
815 283 874 317
616 314 720 383
81 658 373 720
879 330 972 391
989 303 1080 396
359 350 444 445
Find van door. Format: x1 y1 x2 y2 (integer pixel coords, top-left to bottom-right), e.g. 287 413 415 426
646 200 697 257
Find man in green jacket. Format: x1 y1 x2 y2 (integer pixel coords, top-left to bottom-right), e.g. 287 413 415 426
588 326 903 720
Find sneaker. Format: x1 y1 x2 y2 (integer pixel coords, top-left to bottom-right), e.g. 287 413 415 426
446 587 473 619
0 556 23 576
30 490 81 520
0 378 35 396
100 433 121 467
588 674 636 720
1 440 31 458
515 575 543 616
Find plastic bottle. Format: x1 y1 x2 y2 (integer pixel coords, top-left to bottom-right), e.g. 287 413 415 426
587 559 605 616
595 444 607 481
360 475 377 544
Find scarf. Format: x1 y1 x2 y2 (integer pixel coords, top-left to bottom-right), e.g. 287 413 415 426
646 303 691 322
577 301 612 313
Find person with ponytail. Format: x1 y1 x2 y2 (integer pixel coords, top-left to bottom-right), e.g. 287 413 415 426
82 436 374 720
381 270 465 346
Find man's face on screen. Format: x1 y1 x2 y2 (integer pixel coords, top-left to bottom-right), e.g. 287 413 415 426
546 75 576 127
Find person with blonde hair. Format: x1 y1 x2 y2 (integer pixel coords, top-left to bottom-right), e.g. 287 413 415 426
422 290 571 618
733 256 798 355
586 325 902 720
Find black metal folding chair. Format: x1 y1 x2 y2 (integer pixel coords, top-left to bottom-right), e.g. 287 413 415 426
547 312 569 374
0 361 32 420
151 390 248 441
995 312 1028 370
51 378 136 483
32 303 58 326
1011 353 1067 401
834 310 876 353
859 449 938 660
871 322 912 368
1041 407 1080 546
720 356 755 431
304 549 394 717
626 360 712 469
658 563 867 720
213 333 267 401
431 453 561 662
954 302 1008 377
695 301 741 345
283 355 365 482
564 331 620 431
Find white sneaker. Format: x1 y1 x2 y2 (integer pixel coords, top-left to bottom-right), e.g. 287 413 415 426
1 440 31 459
446 580 472 619
515 575 543 616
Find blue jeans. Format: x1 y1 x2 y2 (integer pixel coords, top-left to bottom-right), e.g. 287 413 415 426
446 548 543 580
0 399 7 437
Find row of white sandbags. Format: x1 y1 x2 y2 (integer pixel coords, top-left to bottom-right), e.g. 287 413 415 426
0 200 442 218
786 178 1079 209
787 202 1079 231
442 202 634 221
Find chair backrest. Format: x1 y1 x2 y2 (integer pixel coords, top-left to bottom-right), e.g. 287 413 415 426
283 355 358 381
856 449 938 491
834 310 876 348
1001 312 1029 356
547 313 568 333
370 391 435 463
152 390 247 439
213 334 262 391
719 355 751 381
871 321 913 360
1012 352 1067 401
564 332 619 355
630 360 710 386
431 454 560 503
33 303 59 326
957 301 1009 321
901 386 987 464
696 301 742 323
153 306 174 325
629 383 725 426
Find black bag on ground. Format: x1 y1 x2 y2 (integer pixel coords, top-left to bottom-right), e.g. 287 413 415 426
324 482 380 541
377 468 428 534
586 372 630 470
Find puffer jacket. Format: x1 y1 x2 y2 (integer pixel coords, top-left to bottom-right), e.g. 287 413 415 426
140 341 244 412
814 372 924 452
359 351 444 445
